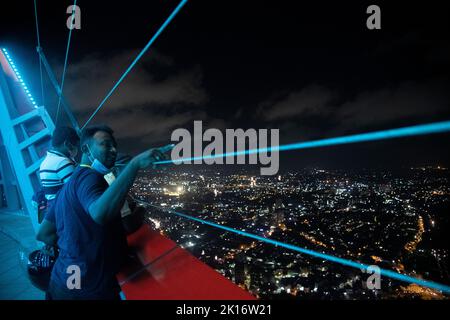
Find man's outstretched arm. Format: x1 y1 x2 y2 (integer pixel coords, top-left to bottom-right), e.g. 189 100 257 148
88 148 165 225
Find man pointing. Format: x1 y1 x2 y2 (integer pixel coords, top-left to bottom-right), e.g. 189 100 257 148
41 125 168 300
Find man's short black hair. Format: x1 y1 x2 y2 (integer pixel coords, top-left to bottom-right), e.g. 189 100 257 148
80 125 116 148
52 126 80 148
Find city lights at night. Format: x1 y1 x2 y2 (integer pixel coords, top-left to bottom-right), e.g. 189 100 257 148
0 0 449 309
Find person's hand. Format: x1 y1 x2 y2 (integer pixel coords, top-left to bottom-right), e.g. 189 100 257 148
131 147 169 170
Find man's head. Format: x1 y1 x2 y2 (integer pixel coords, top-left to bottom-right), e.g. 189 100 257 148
51 126 79 159
80 125 117 169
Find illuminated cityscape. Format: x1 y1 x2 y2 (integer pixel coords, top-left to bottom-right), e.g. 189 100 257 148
131 166 449 300
1 0 450 304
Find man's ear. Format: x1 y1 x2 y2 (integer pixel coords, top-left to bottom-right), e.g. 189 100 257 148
64 140 74 151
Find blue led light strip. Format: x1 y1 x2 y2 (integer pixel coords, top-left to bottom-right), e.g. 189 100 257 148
155 120 450 165
55 0 78 123
138 201 450 294
1 48 38 108
81 0 189 130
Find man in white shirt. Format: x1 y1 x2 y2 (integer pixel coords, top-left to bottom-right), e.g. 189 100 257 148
39 126 79 207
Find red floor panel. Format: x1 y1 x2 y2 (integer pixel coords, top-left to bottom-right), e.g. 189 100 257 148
117 224 256 300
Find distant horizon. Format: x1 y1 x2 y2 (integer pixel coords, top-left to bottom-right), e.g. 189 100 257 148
144 164 450 175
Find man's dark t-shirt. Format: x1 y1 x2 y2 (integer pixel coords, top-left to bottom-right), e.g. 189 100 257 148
45 166 126 299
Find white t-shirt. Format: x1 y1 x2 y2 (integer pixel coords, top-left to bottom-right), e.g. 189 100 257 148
39 150 76 200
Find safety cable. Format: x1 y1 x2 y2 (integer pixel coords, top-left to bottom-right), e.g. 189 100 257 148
33 0 45 107
55 0 78 124
81 0 189 130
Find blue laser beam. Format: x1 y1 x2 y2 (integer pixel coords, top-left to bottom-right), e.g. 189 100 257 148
154 120 450 165
81 0 189 130
139 201 450 294
56 0 77 123
33 0 45 106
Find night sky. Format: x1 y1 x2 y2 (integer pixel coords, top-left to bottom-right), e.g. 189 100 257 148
1 1 449 170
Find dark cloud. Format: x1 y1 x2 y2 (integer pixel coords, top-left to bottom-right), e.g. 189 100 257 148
337 79 450 130
61 49 208 115
103 109 207 139
52 50 212 151
256 79 450 141
257 85 337 121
